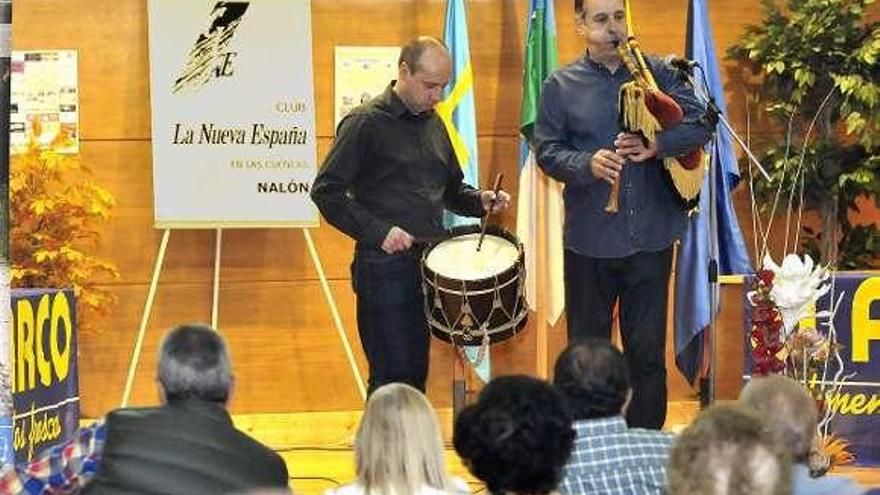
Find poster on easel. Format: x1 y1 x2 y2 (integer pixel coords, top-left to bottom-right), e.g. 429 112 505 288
334 46 399 131
10 50 79 155
148 0 318 228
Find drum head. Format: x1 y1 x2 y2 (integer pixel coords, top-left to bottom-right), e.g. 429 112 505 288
425 233 519 281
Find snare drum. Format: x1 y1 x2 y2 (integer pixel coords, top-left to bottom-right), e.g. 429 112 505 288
421 225 528 345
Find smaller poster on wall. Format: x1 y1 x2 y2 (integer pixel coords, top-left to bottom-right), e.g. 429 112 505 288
334 46 400 131
10 50 79 155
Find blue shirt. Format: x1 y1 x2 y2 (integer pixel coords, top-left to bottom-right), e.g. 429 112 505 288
558 416 673 495
792 463 866 495
535 53 711 258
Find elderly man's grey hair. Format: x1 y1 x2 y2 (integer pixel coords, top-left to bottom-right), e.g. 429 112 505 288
739 374 818 462
157 323 233 404
668 405 791 495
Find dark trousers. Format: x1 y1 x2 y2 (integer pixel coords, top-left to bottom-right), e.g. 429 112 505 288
351 249 430 396
564 247 673 430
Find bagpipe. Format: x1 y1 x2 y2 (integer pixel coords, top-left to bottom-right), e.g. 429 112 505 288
605 36 705 213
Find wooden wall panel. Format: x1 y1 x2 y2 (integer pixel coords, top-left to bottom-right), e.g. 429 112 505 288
14 0 862 417
79 280 368 415
14 0 152 140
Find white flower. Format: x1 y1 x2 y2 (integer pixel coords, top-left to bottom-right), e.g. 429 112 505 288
762 253 831 336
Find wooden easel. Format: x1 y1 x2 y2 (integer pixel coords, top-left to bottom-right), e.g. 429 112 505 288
119 228 367 407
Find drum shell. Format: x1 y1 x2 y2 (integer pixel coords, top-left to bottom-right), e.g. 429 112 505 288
421 225 528 345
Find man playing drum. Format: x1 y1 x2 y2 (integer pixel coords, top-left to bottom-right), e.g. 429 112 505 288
312 36 510 396
534 0 710 429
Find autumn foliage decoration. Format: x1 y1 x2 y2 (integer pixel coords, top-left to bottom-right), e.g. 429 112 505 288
10 125 119 331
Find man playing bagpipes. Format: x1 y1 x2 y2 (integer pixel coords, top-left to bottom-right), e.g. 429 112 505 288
534 0 711 429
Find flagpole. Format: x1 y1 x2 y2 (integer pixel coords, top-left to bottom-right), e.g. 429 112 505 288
518 0 558 379
705 124 720 407
666 63 724 407
674 0 754 398
536 173 549 379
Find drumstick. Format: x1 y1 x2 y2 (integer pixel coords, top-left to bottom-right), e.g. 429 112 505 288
477 173 504 252
412 233 453 246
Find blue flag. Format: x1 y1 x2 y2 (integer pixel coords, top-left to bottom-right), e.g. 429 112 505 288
438 0 480 228
437 0 491 381
674 0 752 383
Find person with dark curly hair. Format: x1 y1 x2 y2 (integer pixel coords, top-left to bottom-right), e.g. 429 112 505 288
453 375 575 495
553 339 673 494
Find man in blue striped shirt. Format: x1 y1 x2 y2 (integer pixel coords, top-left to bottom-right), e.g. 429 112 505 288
554 339 673 495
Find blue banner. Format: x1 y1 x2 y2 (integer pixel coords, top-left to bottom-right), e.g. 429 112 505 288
10 288 79 463
743 273 880 466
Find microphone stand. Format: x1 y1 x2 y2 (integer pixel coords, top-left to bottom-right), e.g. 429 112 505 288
671 63 770 407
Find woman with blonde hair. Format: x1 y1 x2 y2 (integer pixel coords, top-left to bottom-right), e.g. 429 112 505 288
326 383 469 495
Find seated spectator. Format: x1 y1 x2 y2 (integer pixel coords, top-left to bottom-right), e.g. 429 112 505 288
668 404 791 495
553 339 673 494
454 375 575 495
739 375 866 495
325 383 468 495
0 323 290 494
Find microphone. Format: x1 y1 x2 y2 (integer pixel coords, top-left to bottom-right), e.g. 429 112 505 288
664 55 699 73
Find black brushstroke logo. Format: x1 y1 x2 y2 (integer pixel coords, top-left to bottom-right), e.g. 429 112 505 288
173 2 250 94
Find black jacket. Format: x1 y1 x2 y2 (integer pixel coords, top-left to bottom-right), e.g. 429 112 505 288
82 399 288 495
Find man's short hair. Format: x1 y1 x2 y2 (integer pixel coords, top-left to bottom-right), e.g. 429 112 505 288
668 405 791 495
553 338 630 420
454 375 575 495
398 36 447 74
575 0 586 16
157 323 233 404
739 374 818 461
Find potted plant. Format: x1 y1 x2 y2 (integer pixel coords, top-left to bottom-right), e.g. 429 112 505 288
727 0 879 269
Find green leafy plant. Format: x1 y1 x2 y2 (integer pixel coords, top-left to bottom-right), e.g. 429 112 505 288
10 123 120 332
728 0 880 268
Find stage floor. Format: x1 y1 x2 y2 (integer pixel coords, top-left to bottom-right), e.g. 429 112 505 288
228 401 880 494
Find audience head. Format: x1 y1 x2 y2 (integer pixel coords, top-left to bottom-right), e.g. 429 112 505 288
739 374 818 462
454 375 575 495
355 383 451 494
157 323 233 404
553 338 630 420
668 404 792 495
